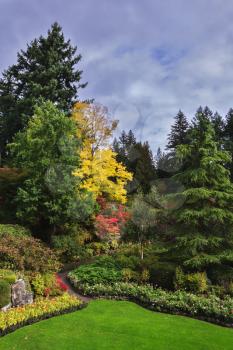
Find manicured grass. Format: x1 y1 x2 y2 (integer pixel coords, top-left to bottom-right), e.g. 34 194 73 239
0 300 232 350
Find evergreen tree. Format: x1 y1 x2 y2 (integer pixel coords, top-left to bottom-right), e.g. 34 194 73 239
166 110 189 150
8 101 94 239
224 108 233 180
191 106 212 129
113 130 156 193
169 114 233 271
225 108 233 141
211 112 225 145
0 22 86 159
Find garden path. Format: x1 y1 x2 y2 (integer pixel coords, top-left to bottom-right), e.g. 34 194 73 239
57 271 92 303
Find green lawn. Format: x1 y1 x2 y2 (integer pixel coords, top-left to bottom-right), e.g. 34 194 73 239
0 299 232 350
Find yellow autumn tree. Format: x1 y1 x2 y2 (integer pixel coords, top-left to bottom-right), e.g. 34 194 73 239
72 102 132 203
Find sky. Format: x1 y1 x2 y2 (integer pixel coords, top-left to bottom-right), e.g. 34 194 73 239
1 0 233 151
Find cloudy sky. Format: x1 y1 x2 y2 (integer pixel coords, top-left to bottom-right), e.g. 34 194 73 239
1 0 233 151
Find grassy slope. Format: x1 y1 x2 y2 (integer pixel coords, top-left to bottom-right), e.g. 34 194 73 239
0 300 232 350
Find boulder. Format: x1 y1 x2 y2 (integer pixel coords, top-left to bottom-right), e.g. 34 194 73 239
11 279 33 307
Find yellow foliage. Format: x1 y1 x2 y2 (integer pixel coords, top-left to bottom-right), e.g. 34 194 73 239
72 103 132 203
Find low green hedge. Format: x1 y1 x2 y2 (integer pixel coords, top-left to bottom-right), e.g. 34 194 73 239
75 282 233 327
0 270 17 284
0 224 31 237
0 293 86 336
0 280 11 308
68 264 122 285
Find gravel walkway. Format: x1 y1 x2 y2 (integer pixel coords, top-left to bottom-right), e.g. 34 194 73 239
57 271 92 303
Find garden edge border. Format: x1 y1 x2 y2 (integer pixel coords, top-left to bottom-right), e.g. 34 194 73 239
0 302 88 337
72 284 233 329
94 295 233 329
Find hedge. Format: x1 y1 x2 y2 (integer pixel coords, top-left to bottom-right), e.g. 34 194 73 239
0 280 11 309
70 281 233 327
0 293 86 337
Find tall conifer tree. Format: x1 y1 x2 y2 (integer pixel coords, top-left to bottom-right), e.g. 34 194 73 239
166 110 189 150
0 22 86 159
169 114 233 271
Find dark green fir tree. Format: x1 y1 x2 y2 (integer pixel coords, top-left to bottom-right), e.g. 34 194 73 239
166 110 189 150
169 114 233 272
0 22 86 159
113 130 156 193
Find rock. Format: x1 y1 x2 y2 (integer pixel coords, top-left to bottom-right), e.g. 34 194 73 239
1 303 11 312
11 279 33 307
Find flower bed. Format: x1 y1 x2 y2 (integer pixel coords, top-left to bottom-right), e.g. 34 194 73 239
0 293 86 337
69 280 233 327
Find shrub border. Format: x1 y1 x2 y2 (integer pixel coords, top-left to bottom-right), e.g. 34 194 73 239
95 295 233 328
69 281 233 328
0 302 87 337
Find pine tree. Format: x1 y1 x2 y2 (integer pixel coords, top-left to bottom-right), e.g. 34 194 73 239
0 22 86 159
224 108 233 180
211 112 225 145
166 110 189 150
113 130 156 193
169 114 233 271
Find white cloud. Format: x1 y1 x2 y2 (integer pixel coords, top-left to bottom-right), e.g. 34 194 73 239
2 0 233 150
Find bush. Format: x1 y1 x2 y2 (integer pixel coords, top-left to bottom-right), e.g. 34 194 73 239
93 255 118 269
121 268 135 282
0 270 17 284
30 273 66 297
208 265 233 286
0 233 60 272
0 280 11 308
174 268 208 293
68 264 122 286
115 254 141 270
0 224 31 237
185 272 208 293
86 242 111 256
52 227 93 262
77 282 233 326
148 261 176 289
0 294 85 336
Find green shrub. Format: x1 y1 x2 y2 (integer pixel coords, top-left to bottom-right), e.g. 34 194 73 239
140 269 150 283
30 273 63 297
0 224 31 237
0 233 60 272
31 274 45 296
186 272 208 293
86 242 110 256
115 254 141 270
93 255 118 269
0 270 17 284
68 265 121 286
174 268 208 293
208 265 233 285
149 261 176 289
0 294 84 336
52 234 85 262
0 280 11 308
121 268 135 282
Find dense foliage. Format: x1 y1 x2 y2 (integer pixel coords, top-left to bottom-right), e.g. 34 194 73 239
0 233 60 272
8 101 94 235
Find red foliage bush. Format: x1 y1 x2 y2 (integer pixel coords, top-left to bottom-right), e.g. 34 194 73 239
95 197 130 239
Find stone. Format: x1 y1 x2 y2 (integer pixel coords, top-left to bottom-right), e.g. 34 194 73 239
11 279 33 307
1 303 11 312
